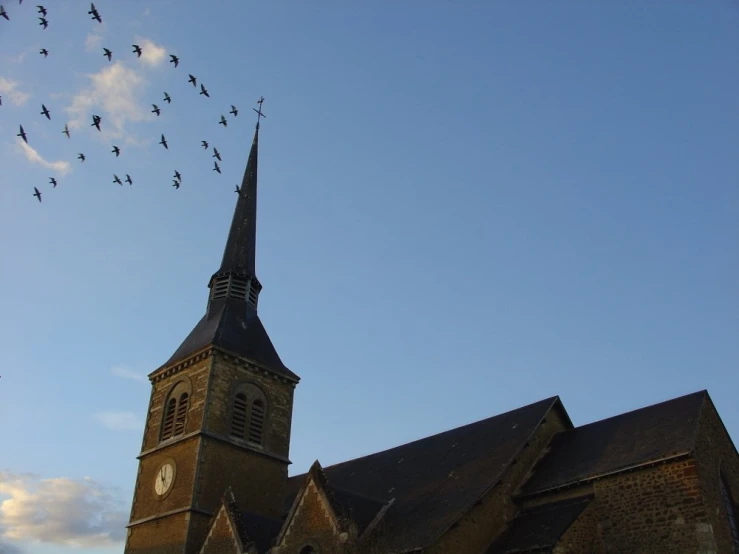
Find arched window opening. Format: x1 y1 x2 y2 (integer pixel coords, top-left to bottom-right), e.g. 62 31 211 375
721 474 739 549
173 392 189 437
299 546 316 554
159 380 191 443
248 399 265 445
231 392 248 439
161 398 176 440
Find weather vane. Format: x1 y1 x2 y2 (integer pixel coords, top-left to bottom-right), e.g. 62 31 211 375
253 97 266 128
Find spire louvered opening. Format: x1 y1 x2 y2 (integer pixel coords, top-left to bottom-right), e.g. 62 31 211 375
231 392 248 439
209 275 260 309
248 399 265 445
159 381 191 443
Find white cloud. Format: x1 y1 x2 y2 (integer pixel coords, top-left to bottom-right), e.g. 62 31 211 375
111 365 148 384
16 140 71 175
135 38 167 67
0 78 29 107
0 472 126 548
94 411 141 431
65 62 151 144
84 31 103 53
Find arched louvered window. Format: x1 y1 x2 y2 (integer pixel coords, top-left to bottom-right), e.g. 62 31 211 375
721 474 739 550
248 399 265 445
159 381 191 442
161 398 176 440
231 392 248 439
173 393 189 437
230 383 267 446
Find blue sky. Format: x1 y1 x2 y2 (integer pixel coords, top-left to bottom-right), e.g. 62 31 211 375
1 1 738 552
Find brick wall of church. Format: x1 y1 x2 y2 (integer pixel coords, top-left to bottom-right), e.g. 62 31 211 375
199 507 239 554
428 406 571 554
125 511 190 554
275 481 342 554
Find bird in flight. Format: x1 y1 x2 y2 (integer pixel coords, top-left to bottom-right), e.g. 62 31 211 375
199 84 209 98
112 145 120 157
17 125 27 143
113 174 122 185
33 187 42 202
40 104 51 120
169 54 179 68
234 185 241 194
151 104 161 116
201 140 209 149
163 92 171 104
188 74 197 87
213 161 221 174
91 114 101 131
173 170 182 181
212 148 221 161
132 44 142 57
88 2 101 23
38 16 48 29
172 180 180 189
103 48 112 61
49 177 57 188
37 4 46 15
230 105 238 117
159 134 168 149
219 115 227 127
125 174 132 185
62 123 70 138
0 6 9 20
40 48 48 57
77 153 86 162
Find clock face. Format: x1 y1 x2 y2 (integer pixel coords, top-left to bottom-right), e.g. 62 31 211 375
154 462 175 496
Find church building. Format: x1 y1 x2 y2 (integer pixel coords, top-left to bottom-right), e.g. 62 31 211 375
124 122 739 554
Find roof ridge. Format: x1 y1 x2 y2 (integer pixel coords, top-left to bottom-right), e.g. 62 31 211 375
569 390 707 431
289 396 560 476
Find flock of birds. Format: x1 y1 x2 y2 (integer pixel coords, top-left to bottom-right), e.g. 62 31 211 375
1 1 264 203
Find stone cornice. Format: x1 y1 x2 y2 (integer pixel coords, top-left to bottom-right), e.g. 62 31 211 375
148 345 298 386
138 429 292 465
127 505 213 528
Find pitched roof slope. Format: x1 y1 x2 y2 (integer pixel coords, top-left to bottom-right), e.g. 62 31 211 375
522 390 707 496
286 397 564 552
488 495 592 553
165 299 298 380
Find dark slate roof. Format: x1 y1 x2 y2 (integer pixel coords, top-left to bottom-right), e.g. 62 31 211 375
332 487 386 535
165 299 298 381
239 511 284 554
285 396 565 552
522 390 707 496
488 495 592 553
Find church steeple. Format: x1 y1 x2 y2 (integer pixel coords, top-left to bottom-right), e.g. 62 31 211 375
207 125 262 313
162 112 298 381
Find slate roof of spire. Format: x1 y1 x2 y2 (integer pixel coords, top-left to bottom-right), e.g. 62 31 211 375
162 125 297 380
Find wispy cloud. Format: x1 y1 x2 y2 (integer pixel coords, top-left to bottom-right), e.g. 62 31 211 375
111 365 148 384
84 31 103 53
0 77 29 107
135 38 167 67
0 472 126 548
65 62 151 144
93 411 141 431
16 140 71 175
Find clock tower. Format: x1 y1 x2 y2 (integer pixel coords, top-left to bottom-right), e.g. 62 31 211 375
124 120 299 554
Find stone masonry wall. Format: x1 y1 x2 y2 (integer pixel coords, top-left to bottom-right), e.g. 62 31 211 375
692 397 739 554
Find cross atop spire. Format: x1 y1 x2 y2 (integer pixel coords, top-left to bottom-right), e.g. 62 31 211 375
253 96 266 129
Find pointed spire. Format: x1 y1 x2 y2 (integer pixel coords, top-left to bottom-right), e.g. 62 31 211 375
207 119 263 313
218 126 259 277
